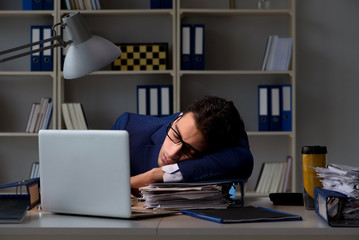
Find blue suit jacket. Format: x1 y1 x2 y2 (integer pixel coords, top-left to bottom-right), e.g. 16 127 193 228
111 112 253 182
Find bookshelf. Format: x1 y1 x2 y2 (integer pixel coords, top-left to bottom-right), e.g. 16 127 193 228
0 1 57 183
175 0 296 195
0 0 296 194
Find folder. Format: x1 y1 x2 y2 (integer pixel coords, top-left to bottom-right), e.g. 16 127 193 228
42 26 53 71
181 24 192 70
258 85 269 131
44 0 54 10
269 85 281 131
30 26 42 71
181 206 302 224
192 24 205 70
159 85 173 117
281 84 292 131
22 0 43 10
150 0 161 9
314 187 359 227
0 178 40 212
137 85 148 115
22 0 32 10
149 86 159 116
161 0 173 9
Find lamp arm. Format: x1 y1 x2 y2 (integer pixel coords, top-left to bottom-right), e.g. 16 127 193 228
0 35 72 63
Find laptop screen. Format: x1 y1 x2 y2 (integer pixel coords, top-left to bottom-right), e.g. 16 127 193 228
39 130 133 218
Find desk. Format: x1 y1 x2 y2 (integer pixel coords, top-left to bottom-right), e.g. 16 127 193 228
0 197 358 240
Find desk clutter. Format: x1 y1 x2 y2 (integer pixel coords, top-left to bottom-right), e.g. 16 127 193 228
140 181 237 210
0 178 40 223
314 164 359 227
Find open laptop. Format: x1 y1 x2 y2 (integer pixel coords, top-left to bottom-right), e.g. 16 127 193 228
38 129 174 219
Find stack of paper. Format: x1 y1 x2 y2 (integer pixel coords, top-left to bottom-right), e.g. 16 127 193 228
140 182 233 210
314 163 359 198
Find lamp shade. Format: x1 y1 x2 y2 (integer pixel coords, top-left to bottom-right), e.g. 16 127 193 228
62 12 122 79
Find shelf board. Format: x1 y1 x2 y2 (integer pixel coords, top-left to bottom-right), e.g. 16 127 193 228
0 10 55 17
0 71 55 77
62 70 175 77
0 132 38 137
60 9 174 16
247 131 294 137
179 9 293 17
179 70 293 76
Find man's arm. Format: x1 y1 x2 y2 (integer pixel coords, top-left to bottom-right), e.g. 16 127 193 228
177 139 254 182
130 167 164 189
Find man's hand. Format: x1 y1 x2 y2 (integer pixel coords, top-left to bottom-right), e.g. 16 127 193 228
131 167 164 189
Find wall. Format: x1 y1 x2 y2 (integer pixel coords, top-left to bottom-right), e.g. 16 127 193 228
296 0 359 189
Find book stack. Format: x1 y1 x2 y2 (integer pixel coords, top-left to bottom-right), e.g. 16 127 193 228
140 181 233 210
314 164 359 226
255 156 292 194
61 103 88 130
261 35 292 71
26 97 53 133
64 0 101 10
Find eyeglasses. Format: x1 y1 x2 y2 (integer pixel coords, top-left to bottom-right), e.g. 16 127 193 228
166 117 203 159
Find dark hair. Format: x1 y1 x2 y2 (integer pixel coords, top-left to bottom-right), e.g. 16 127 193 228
185 96 245 153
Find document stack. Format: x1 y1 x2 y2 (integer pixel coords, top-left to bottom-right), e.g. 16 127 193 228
314 163 359 198
314 164 359 226
140 181 233 210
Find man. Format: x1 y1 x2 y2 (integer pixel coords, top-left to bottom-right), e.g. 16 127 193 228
111 96 253 190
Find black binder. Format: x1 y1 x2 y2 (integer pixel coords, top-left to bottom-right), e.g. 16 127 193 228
181 206 302 224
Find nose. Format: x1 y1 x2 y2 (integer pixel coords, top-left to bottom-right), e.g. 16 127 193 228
167 142 185 162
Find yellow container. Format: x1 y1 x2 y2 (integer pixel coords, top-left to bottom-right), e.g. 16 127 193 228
302 146 327 209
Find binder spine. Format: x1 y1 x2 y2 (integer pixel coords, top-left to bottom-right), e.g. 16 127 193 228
30 26 42 71
42 26 53 71
181 24 192 70
281 84 292 131
269 85 282 131
258 85 269 131
192 24 205 70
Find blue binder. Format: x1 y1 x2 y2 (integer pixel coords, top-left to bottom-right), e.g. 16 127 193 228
181 24 192 70
44 0 54 10
30 26 42 71
269 85 282 131
149 86 160 117
159 85 173 117
137 85 149 115
281 84 292 131
150 0 161 9
192 24 205 70
22 0 32 10
314 187 359 227
258 85 269 131
161 0 173 9
41 26 53 71
23 0 43 10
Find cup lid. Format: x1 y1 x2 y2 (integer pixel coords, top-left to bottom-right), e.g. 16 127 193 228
302 146 327 154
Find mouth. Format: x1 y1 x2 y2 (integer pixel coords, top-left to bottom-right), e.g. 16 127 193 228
161 153 170 165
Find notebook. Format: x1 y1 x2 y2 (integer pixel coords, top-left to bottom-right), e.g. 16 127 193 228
38 129 175 219
180 206 302 224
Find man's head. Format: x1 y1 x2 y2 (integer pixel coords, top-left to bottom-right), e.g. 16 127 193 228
158 96 245 167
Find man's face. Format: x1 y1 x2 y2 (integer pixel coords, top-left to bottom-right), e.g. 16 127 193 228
158 112 208 167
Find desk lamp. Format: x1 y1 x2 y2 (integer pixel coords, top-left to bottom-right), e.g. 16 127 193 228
0 12 122 79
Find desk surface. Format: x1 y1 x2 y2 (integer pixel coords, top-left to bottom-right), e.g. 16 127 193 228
0 197 358 240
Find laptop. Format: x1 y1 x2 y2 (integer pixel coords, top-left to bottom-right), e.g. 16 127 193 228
38 129 174 219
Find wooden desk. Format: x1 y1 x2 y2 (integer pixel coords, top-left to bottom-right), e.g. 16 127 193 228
0 197 358 240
